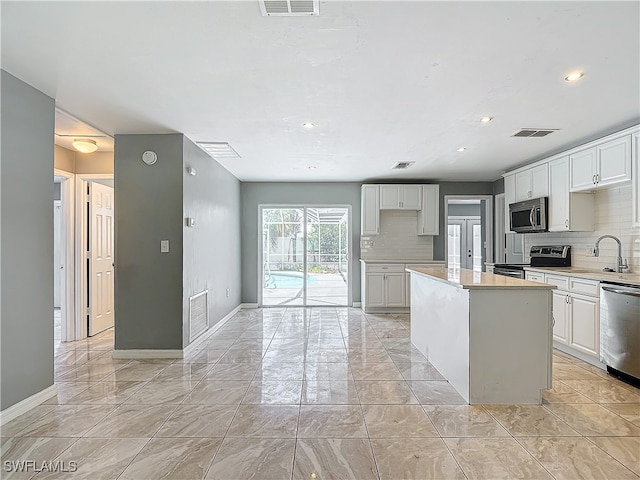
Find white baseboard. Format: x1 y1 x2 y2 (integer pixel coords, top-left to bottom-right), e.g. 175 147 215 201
0 384 57 426
183 304 241 356
240 303 259 309
112 349 184 359
352 302 362 308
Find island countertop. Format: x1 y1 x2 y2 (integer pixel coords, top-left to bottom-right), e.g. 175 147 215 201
407 266 556 290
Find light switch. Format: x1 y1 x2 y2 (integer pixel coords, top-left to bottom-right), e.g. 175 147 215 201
160 240 170 253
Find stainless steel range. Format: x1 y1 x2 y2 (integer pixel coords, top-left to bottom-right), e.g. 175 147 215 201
494 245 571 279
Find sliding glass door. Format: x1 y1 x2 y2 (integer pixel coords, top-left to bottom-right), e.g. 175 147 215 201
261 206 349 306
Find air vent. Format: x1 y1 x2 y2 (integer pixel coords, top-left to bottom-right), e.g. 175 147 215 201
392 161 415 170
197 142 241 159
189 291 209 341
259 0 318 16
512 128 559 138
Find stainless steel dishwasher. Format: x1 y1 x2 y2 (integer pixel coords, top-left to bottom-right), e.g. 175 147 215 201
600 283 640 387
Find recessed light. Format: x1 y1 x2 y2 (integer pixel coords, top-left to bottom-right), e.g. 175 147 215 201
564 71 584 82
303 122 315 129
456 147 466 152
480 116 493 123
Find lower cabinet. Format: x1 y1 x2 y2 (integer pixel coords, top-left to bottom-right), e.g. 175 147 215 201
365 272 406 308
535 272 600 358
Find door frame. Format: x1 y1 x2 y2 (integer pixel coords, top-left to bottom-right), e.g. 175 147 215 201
443 195 494 270
258 204 352 307
54 169 75 342
75 173 114 339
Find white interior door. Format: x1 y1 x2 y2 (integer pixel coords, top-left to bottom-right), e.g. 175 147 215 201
88 182 115 336
448 217 481 270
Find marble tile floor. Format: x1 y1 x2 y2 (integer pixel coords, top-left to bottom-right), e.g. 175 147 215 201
2 307 640 479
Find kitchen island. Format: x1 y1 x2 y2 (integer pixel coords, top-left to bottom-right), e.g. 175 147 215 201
407 266 556 404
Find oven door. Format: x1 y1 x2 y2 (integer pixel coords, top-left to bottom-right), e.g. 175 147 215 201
493 267 525 279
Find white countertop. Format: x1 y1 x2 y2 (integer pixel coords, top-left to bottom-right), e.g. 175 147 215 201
525 266 640 286
407 266 556 290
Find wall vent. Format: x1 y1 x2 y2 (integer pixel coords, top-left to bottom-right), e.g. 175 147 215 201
189 290 209 342
512 128 559 138
259 0 319 16
392 161 415 170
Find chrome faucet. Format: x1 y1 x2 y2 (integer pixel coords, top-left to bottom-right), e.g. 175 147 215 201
594 235 629 273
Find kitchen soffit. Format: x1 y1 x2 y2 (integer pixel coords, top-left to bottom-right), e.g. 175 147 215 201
2 2 639 182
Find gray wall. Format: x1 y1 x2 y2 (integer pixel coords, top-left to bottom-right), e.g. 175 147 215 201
240 182 362 304
114 134 184 350
182 138 241 348
448 203 481 217
433 182 495 260
1 71 55 410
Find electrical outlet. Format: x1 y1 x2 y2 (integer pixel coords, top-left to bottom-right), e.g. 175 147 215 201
585 247 596 257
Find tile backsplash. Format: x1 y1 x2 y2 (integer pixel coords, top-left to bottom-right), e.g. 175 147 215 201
524 185 640 273
360 210 433 261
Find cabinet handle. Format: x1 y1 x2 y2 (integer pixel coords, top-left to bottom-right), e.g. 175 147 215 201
565 219 569 228
565 295 570 304
595 173 599 184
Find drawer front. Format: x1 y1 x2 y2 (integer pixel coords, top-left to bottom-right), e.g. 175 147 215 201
545 274 569 290
569 278 599 296
525 272 545 283
367 264 405 274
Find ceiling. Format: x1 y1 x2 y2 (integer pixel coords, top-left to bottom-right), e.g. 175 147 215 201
2 1 639 182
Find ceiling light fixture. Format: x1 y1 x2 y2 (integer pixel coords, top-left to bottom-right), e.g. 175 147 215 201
480 116 493 123
564 71 584 82
456 147 466 152
303 122 315 129
72 138 98 153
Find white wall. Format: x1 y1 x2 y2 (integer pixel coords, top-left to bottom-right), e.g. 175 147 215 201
524 185 640 272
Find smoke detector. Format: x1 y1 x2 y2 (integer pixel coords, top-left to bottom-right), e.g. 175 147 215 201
259 0 319 16
512 128 559 138
392 161 415 170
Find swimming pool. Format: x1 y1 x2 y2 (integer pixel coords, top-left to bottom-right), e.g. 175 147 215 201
265 272 316 288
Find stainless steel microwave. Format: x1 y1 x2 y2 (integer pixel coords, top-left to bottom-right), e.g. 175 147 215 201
509 197 548 233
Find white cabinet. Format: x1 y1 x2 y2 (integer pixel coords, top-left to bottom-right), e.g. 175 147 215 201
362 263 407 311
548 156 594 232
504 174 516 232
633 132 640 227
361 185 380 235
569 293 599 356
570 135 632 192
380 185 422 210
515 164 548 201
525 272 545 283
552 290 570 345
417 184 439 235
544 273 600 357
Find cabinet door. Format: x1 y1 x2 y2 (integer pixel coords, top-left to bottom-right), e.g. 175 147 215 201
570 148 597 192
380 185 401 209
548 157 570 231
569 294 599 357
530 164 549 198
385 273 406 307
515 170 532 201
418 185 439 235
597 135 632 187
633 132 640 227
552 291 569 344
400 185 422 209
361 185 380 235
504 174 516 232
365 273 385 307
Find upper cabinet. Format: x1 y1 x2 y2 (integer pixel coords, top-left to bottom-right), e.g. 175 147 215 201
380 185 422 210
570 134 632 192
515 163 549 201
361 183 439 236
504 174 516 232
548 156 594 232
633 132 640 227
418 185 439 235
361 184 380 235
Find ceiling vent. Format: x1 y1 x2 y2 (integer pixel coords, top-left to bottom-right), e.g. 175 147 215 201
196 142 241 159
392 161 415 170
512 128 559 138
259 0 319 16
